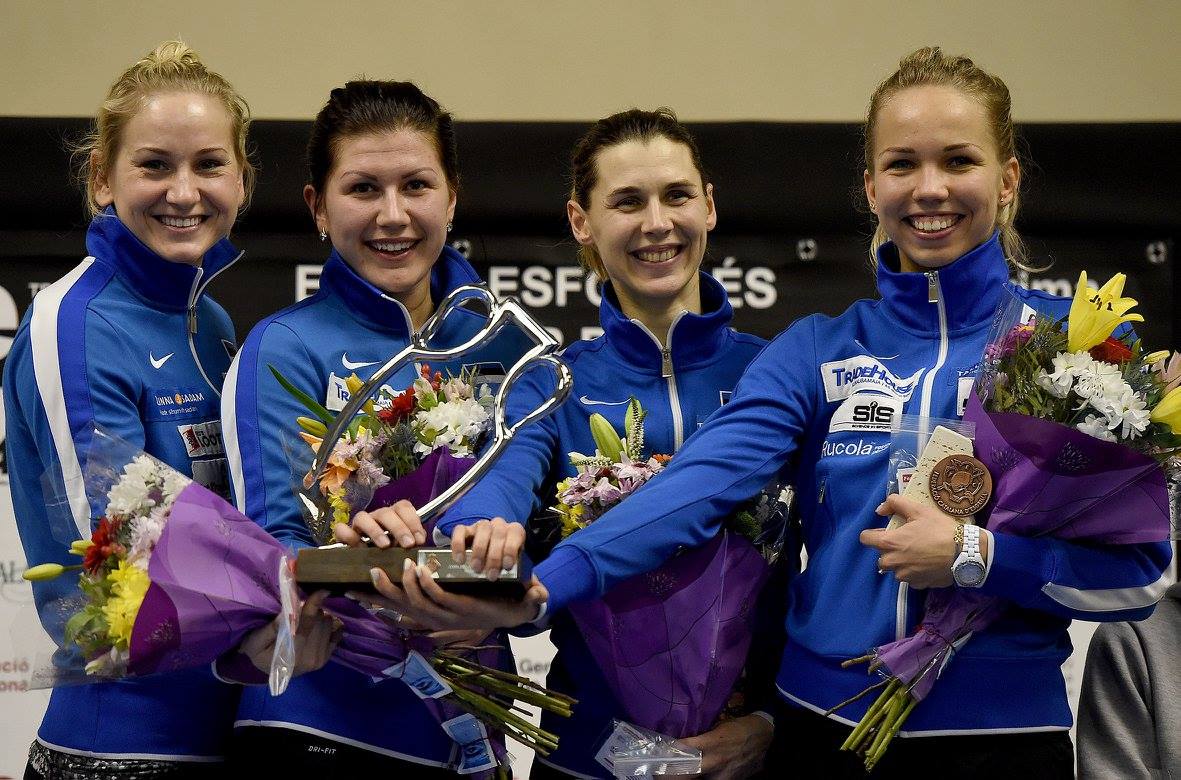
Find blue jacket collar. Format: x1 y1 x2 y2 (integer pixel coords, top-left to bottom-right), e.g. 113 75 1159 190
87 208 241 311
318 244 482 334
875 232 1009 334
599 271 735 374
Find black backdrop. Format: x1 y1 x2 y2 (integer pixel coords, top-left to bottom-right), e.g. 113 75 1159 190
0 118 1176 353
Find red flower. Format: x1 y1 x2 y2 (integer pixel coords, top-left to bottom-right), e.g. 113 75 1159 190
83 516 123 574
378 387 417 425
1089 336 1134 365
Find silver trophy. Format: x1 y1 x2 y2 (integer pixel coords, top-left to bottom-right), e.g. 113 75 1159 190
293 284 573 592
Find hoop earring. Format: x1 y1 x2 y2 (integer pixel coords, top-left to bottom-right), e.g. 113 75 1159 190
446 222 453 233
319 231 328 242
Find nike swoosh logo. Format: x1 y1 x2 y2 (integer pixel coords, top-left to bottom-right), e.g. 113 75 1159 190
578 395 630 406
149 352 174 369
342 353 380 370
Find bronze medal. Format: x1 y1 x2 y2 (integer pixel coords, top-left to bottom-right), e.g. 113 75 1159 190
929 454 992 517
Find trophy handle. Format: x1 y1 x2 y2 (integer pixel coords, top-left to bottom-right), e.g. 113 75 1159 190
414 352 573 523
301 285 571 532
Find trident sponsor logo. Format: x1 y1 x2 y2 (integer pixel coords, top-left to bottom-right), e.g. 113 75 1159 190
821 356 923 403
178 420 224 458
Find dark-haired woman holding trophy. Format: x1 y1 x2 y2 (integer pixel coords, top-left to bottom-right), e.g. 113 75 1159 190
221 80 530 773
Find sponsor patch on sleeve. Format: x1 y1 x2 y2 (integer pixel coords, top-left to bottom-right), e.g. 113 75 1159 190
191 457 229 498
957 376 975 417
325 372 350 412
177 420 224 458
146 387 217 422
820 356 924 403
827 393 903 433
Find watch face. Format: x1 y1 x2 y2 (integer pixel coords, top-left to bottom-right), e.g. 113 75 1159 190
955 560 986 587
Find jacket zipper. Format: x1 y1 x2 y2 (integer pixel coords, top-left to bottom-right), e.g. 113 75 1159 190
186 250 245 396
895 270 950 642
633 314 686 450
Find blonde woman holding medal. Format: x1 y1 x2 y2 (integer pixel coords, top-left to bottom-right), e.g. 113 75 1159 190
369 49 1172 779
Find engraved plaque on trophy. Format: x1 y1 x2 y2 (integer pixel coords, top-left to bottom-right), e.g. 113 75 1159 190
296 546 533 598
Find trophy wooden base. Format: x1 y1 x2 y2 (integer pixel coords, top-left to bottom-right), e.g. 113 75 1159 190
296 546 531 598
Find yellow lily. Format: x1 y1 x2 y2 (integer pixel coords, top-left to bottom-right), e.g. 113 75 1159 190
1143 350 1171 367
344 374 376 414
70 539 94 556
1150 386 1181 435
1068 271 1144 353
23 563 69 581
297 416 328 437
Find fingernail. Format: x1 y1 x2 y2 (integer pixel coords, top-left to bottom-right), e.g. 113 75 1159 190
875 502 886 513
401 534 414 547
403 559 414 573
502 556 513 571
415 531 426 544
369 567 382 585
470 558 482 571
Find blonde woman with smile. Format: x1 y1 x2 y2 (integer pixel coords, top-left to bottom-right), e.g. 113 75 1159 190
5 41 338 778
365 51 1172 779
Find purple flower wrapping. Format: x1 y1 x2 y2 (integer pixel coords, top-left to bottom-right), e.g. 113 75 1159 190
568 530 769 737
874 390 1171 702
368 448 475 534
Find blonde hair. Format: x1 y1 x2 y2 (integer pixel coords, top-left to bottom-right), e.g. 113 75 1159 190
76 40 255 216
864 46 1027 268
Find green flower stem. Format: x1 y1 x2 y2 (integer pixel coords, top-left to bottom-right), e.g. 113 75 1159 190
842 678 899 751
447 683 561 753
866 696 917 772
865 691 904 759
825 678 889 717
433 658 574 716
448 692 554 754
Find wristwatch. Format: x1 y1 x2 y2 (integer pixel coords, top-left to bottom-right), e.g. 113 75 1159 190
951 523 986 587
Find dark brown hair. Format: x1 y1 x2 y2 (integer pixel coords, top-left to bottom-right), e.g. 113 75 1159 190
306 80 458 200
569 108 708 278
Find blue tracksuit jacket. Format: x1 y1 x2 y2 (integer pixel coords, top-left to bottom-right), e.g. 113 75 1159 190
222 248 529 766
440 273 767 777
535 234 1173 736
4 210 242 759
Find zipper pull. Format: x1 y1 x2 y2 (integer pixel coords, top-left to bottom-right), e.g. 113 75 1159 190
660 348 673 378
926 271 940 304
188 307 198 335
818 477 827 504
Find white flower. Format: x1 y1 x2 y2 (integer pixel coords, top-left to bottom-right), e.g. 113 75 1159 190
1036 368 1073 399
1076 415 1117 442
161 471 191 506
126 506 168 567
413 397 491 457
105 456 159 516
1104 388 1151 439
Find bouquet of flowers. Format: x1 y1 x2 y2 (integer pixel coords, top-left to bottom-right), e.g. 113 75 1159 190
23 428 572 774
836 272 1179 771
553 399 789 737
274 363 493 541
